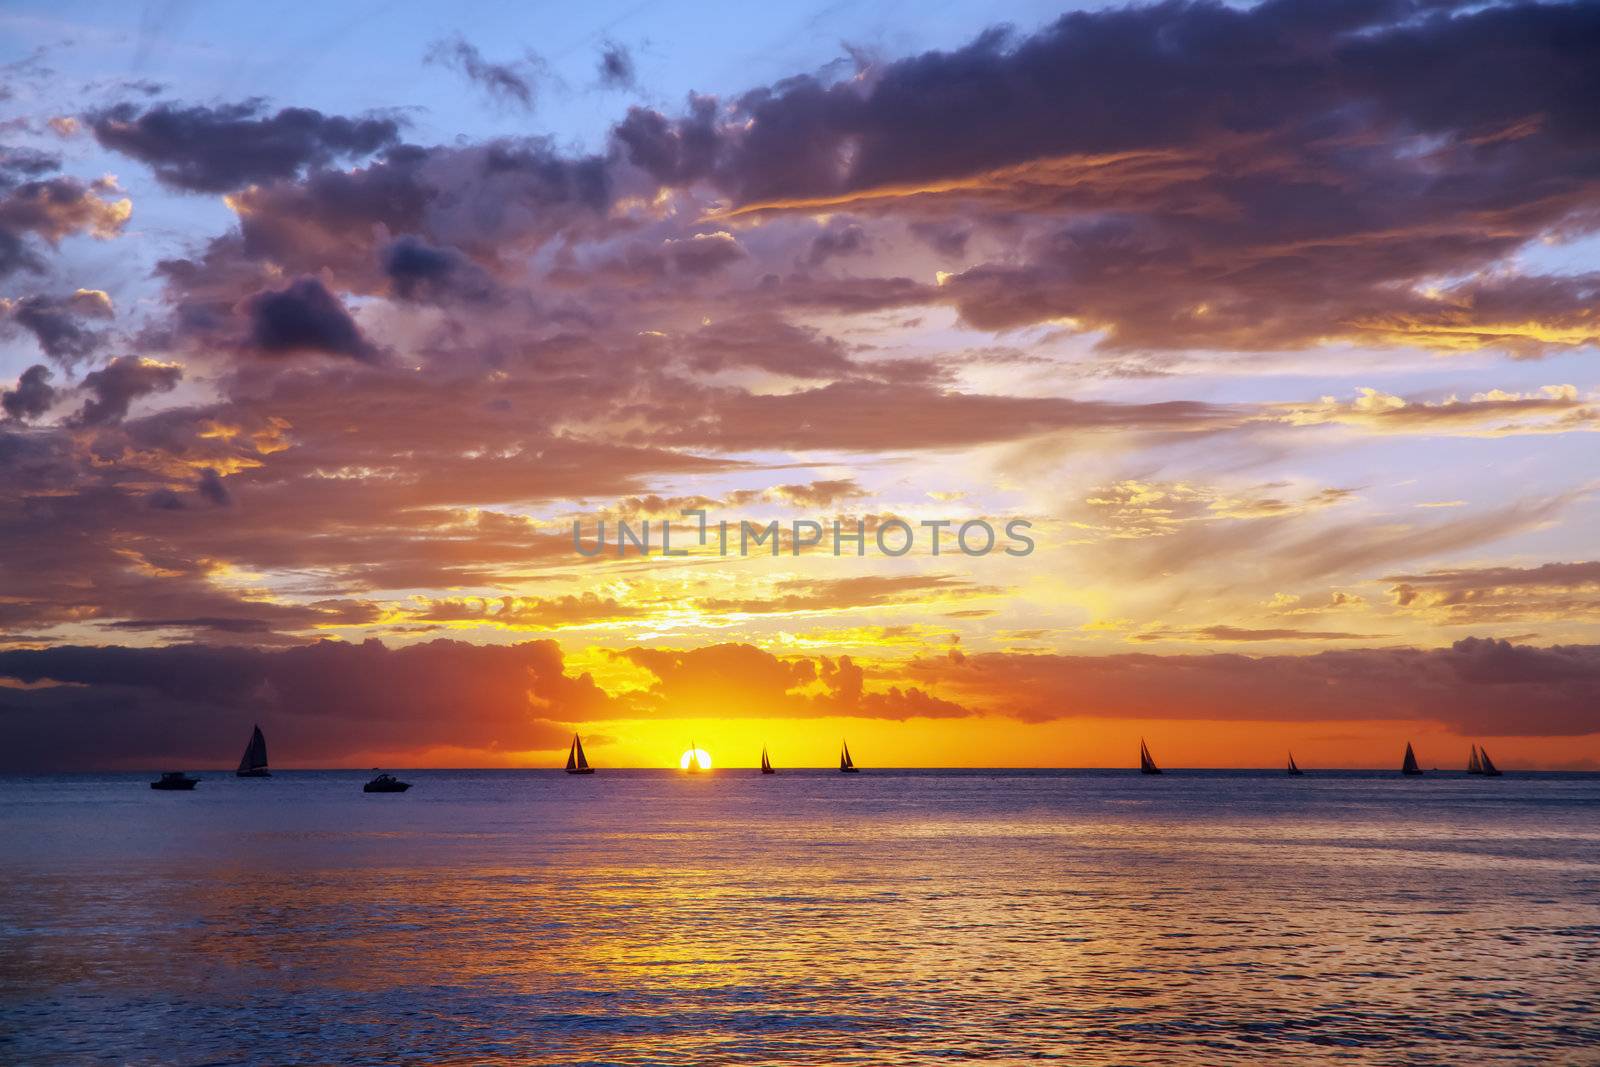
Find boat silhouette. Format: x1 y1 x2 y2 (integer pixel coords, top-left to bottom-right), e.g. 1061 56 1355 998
839 740 860 773
1467 744 1483 774
565 733 595 775
1286 751 1304 776
1478 746 1503 777
236 724 270 778
363 772 410 793
685 742 704 773
1401 742 1423 775
760 744 775 775
1139 738 1162 775
150 771 198 790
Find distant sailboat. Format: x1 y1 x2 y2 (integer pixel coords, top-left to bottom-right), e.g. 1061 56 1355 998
760 744 775 775
565 733 595 775
235 724 270 778
1286 751 1304 776
1478 746 1503 777
685 742 704 773
1401 742 1423 775
839 739 860 773
1139 738 1162 775
1467 744 1484 774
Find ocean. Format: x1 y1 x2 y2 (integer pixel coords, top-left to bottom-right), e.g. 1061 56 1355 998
2 769 1597 1065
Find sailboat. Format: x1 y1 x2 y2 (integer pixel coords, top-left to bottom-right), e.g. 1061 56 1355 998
760 744 775 775
235 724 270 778
1401 741 1423 775
685 742 704 773
1286 751 1304 776
1139 738 1162 775
1478 746 1503 777
1467 744 1484 774
565 733 595 775
839 739 860 773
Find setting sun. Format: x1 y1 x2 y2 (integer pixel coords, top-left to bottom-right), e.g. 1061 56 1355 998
678 748 713 771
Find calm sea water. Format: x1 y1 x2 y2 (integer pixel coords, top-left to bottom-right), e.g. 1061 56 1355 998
2 769 1597 1065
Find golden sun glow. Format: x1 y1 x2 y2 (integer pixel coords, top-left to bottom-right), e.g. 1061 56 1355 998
678 747 713 770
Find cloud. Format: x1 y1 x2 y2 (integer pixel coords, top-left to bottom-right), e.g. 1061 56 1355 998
616 642 970 721
905 638 1600 736
1 364 56 421
807 221 870 265
74 356 182 424
1274 385 1598 437
425 37 542 111
597 43 636 91
409 593 640 629
664 231 746 275
697 574 982 616
196 467 231 507
653 380 1231 451
0 146 60 187
4 288 114 366
1384 560 1600 625
620 0 1600 353
381 234 494 302
245 276 377 359
0 639 617 769
1130 625 1387 643
88 100 401 192
0 176 131 278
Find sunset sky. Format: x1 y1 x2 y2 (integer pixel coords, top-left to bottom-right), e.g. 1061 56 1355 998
1 0 1597 770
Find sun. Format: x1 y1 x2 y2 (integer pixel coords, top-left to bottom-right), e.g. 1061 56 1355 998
678 747 713 770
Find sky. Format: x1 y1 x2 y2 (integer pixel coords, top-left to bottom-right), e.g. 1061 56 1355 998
1 0 1598 771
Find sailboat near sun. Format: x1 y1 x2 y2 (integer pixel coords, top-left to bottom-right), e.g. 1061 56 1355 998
685 743 705 773
1401 741 1423 776
839 739 860 773
1139 738 1162 775
1286 751 1304 776
565 733 594 775
1478 746 1503 777
236 724 270 778
760 744 775 775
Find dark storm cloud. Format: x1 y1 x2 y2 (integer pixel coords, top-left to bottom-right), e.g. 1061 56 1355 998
0 639 618 770
425 37 541 111
6 289 114 366
245 276 377 359
73 356 182 424
1 363 55 421
87 100 402 193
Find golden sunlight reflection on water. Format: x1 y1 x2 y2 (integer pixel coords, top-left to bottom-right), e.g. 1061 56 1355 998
2 770 1598 1064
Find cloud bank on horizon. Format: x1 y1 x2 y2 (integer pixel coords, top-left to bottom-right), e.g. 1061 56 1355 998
1 0 1598 768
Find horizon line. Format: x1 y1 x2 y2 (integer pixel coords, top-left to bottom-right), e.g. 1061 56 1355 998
13 765 1599 774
